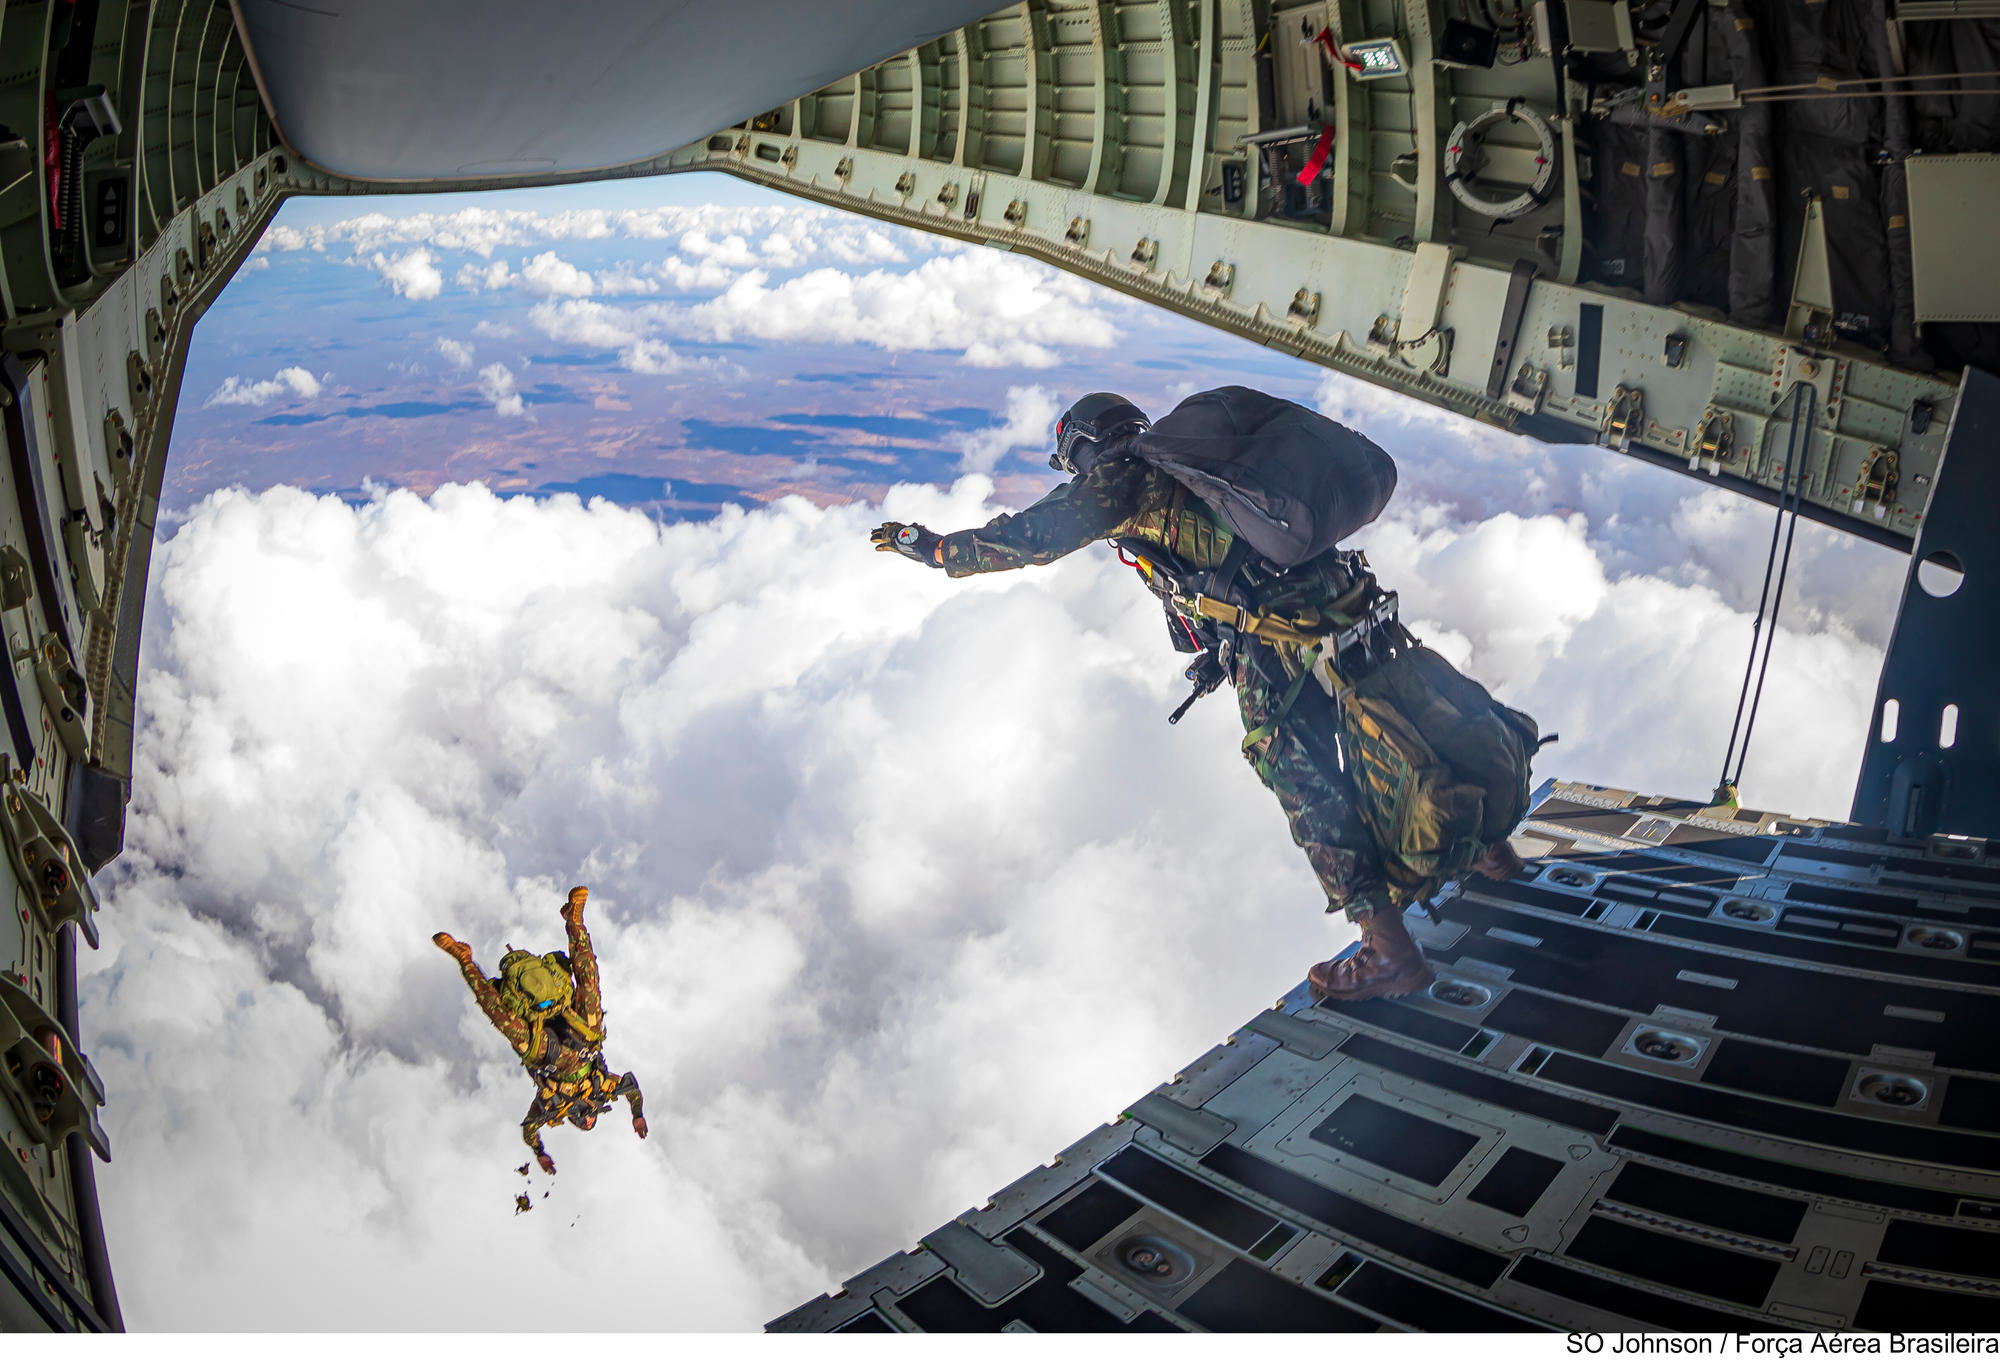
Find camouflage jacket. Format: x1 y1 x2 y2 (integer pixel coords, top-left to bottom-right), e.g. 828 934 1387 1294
939 457 1361 619
453 908 604 1080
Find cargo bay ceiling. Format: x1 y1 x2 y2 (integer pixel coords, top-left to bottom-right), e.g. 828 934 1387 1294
230 0 1011 181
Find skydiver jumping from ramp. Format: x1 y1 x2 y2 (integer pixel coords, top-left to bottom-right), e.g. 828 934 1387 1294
434 886 647 1173
872 386 1545 1001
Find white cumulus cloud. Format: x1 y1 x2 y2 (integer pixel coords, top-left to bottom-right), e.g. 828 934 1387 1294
368 247 444 301
202 366 324 408
595 264 663 296
518 250 596 298
528 298 645 351
954 384 1061 474
455 260 515 293
619 339 688 375
666 253 1120 367
261 202 925 272
508 251 1124 376
475 362 526 418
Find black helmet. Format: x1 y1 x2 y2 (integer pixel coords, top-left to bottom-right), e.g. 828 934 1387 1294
1052 392 1150 474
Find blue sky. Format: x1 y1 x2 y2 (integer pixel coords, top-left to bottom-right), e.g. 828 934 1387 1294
90 169 1909 1330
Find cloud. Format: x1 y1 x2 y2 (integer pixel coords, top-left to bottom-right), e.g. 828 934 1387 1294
261 203 924 271
203 366 324 408
472 320 516 339
595 264 663 297
528 298 645 352
513 252 1124 375
619 339 690 375
526 302 724 379
476 363 527 418
240 255 271 274
434 338 475 371
664 253 1121 366
954 385 1060 474
518 251 596 298
678 231 761 268
455 260 515 293
90 457 1890 1327
368 248 443 301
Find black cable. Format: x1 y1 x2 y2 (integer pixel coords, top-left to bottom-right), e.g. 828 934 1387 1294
1718 413 1791 787
1735 466 1803 789
1717 382 1816 795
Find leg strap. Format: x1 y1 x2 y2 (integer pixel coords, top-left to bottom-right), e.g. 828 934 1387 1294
1241 642 1324 758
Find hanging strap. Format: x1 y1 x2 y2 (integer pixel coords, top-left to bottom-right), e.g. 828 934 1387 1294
1297 126 1336 185
1241 642 1326 754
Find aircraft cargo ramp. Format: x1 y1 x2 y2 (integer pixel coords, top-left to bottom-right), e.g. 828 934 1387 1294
771 780 2000 1334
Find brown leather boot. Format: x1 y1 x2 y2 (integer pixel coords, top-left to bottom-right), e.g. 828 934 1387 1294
1471 839 1527 881
1308 909 1434 1003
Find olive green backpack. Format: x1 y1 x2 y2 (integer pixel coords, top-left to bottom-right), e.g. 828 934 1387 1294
495 949 602 1062
1326 645 1543 904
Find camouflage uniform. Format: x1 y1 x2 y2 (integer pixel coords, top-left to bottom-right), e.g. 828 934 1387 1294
448 906 645 1165
940 458 1392 920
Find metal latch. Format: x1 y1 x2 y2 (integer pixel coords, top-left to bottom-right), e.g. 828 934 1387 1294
1853 448 1899 518
1507 363 1548 414
0 758 101 947
0 973 109 1159
1602 385 1645 451
32 633 89 761
1692 409 1733 472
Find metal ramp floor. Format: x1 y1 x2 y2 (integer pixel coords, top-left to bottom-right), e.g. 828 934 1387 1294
771 781 2000 1333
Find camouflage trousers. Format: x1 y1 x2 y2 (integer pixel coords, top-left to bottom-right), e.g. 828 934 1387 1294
1235 640 1391 922
522 1053 644 1158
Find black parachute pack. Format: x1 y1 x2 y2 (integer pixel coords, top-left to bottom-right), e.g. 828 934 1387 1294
1111 385 1399 568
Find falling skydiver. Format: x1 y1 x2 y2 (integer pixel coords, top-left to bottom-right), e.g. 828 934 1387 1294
871 386 1543 1001
434 886 647 1173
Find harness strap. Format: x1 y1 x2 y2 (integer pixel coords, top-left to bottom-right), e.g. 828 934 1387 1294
1240 642 1325 755
562 1005 604 1046
1188 595 1328 647
1208 537 1252 608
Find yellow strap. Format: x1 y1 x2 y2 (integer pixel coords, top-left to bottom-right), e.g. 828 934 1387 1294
1187 595 1325 647
562 1006 604 1046
1315 646 1353 698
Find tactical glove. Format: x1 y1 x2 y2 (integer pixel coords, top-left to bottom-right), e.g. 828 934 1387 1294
871 521 943 567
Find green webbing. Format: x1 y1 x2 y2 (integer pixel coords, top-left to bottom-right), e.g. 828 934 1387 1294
1240 643 1324 757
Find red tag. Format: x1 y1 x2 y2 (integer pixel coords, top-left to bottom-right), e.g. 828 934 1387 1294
1296 126 1336 185
1315 28 1363 69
